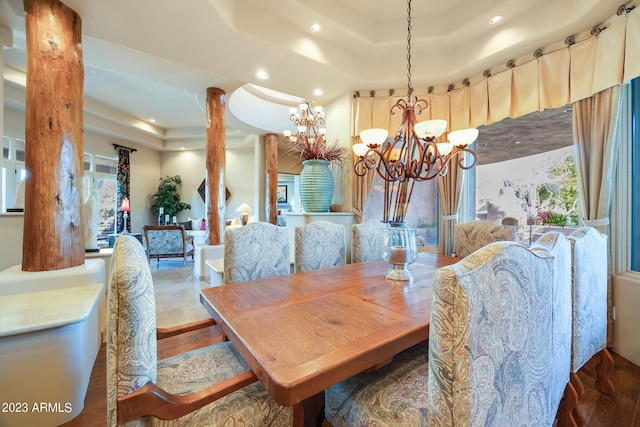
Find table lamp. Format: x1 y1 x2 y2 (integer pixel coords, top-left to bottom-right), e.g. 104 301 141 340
119 197 130 234
235 203 252 226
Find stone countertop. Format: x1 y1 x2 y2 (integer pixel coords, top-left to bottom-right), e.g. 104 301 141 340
0 283 104 338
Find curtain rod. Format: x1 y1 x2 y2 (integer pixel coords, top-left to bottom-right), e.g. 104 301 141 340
112 143 138 153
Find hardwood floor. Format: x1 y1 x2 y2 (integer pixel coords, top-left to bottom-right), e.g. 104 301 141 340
61 261 640 427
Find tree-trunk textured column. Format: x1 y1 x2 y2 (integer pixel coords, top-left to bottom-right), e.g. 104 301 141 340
22 0 84 271
205 87 226 245
265 133 278 224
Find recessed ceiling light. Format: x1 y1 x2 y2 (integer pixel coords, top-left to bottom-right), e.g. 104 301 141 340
180 147 185 150
310 23 321 32
312 88 323 96
149 118 156 123
255 69 270 80
489 15 503 25
514 141 521 144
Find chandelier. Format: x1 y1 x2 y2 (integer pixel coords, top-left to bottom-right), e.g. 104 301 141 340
283 100 326 147
352 0 478 224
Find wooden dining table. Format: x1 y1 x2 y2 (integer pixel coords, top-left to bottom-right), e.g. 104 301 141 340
199 252 458 426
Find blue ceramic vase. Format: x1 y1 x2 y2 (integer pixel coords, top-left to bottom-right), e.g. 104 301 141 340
299 159 334 212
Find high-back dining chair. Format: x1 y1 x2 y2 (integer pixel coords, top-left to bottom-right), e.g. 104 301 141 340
530 231 573 421
324 242 564 427
453 219 517 257
351 219 389 263
295 220 346 272
224 222 290 284
566 227 614 425
107 235 294 426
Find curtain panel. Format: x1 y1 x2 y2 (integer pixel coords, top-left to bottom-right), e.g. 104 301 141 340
572 84 627 347
116 146 132 233
352 5 639 138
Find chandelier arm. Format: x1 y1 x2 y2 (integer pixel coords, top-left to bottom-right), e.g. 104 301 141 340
454 148 478 170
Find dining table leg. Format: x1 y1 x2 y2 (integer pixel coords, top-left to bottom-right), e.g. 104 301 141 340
302 391 325 427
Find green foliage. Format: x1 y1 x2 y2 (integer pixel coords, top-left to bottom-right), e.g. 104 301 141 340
151 175 191 217
535 154 579 226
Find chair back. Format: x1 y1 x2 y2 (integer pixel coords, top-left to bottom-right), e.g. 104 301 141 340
428 242 556 426
453 219 516 257
351 219 390 263
501 216 519 227
143 225 190 262
531 231 572 417
567 227 608 371
224 222 290 284
107 235 158 426
295 220 346 272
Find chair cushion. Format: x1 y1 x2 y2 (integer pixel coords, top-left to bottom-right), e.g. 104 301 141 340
325 341 429 427
152 341 293 426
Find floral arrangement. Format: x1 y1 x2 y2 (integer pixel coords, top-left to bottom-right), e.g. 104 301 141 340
285 138 350 169
537 209 568 227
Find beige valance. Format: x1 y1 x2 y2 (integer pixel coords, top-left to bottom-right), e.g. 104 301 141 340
353 5 640 134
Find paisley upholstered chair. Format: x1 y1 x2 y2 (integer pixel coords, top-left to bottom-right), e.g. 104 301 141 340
530 231 574 422
107 235 294 426
224 222 290 284
295 220 346 272
566 227 614 426
351 219 389 263
143 225 193 264
453 219 517 257
325 242 565 427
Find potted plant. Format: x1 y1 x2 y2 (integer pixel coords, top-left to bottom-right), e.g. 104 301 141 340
151 175 191 221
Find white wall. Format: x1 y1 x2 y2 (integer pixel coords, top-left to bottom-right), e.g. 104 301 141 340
614 273 640 366
324 94 353 212
159 149 206 222
159 142 260 224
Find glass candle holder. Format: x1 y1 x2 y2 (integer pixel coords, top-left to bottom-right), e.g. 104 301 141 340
382 226 418 282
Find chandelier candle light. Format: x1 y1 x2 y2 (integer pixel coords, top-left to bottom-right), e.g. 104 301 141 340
352 0 479 225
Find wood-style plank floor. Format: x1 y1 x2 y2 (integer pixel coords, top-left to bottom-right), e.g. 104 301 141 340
61 261 640 427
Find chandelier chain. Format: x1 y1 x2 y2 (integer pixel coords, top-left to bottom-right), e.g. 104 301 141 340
406 0 412 98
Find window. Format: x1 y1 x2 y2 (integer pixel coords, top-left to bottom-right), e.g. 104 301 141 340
631 77 640 272
1 136 27 211
475 108 577 245
83 154 118 238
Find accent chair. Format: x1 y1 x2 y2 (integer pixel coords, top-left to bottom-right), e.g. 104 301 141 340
143 225 193 264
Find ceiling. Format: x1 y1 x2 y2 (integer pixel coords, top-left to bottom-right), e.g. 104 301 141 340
0 0 623 160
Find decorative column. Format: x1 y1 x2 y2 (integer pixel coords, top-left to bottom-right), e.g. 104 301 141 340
205 87 226 245
22 0 84 271
265 133 278 224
